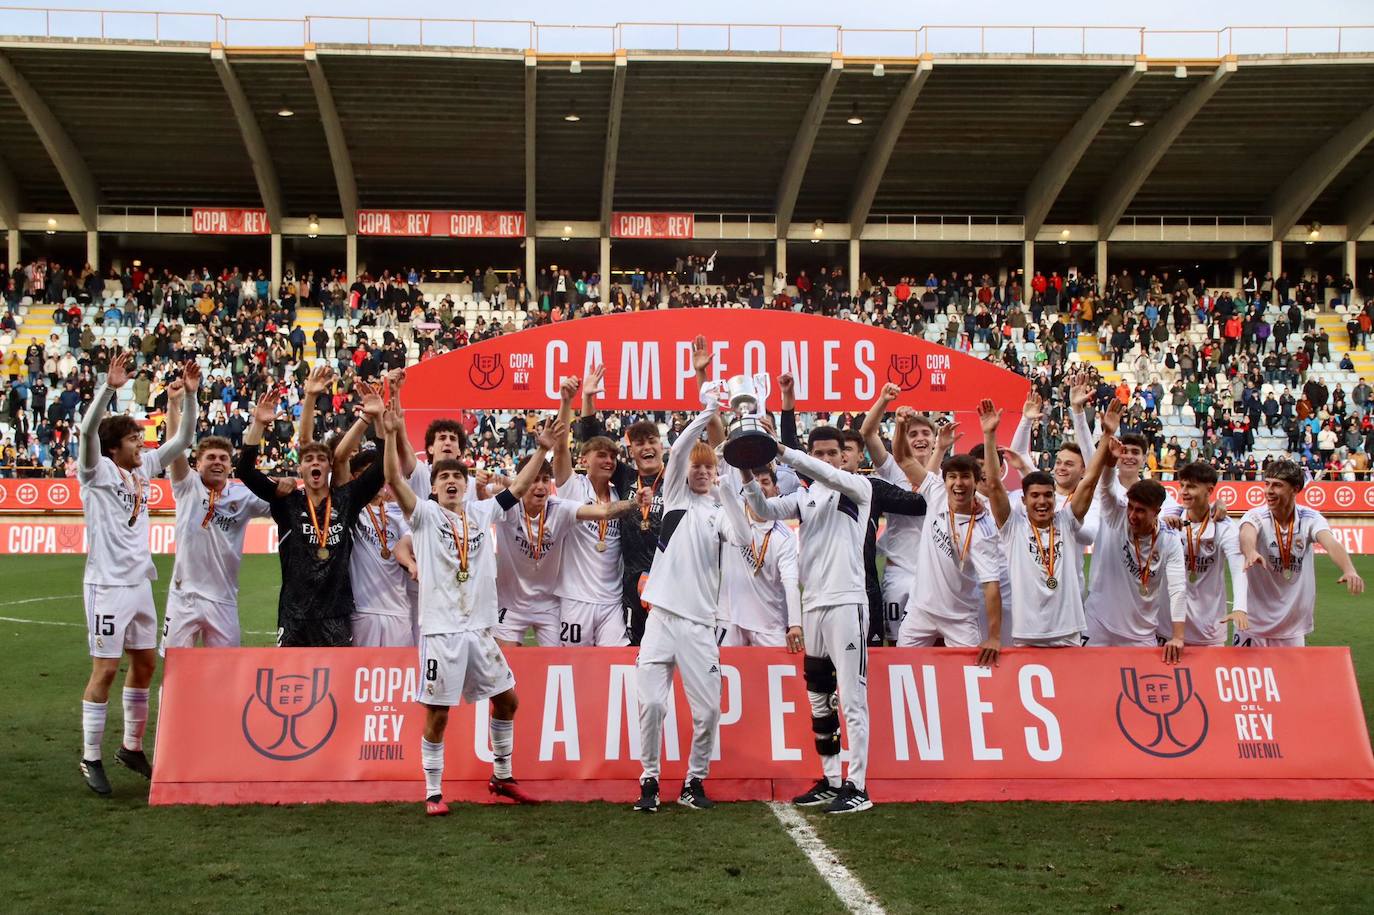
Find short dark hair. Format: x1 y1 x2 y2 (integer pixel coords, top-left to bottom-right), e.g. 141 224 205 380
1178 461 1218 487
1020 470 1055 494
349 448 379 474
515 452 553 478
1057 442 1083 458
1126 479 1167 511
839 429 864 451
431 458 469 480
1265 459 1305 492
424 418 468 454
1119 433 1149 453
625 420 660 444
98 415 141 458
807 426 844 450
751 464 777 484
942 454 983 482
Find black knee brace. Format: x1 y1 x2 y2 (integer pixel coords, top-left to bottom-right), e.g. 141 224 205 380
804 655 841 756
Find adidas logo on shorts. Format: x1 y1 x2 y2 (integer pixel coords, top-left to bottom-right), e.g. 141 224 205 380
708 664 719 674
846 643 857 650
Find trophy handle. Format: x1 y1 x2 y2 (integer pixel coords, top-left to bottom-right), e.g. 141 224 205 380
752 373 771 417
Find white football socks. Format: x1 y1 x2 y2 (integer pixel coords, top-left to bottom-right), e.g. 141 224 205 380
82 700 107 761
421 738 444 797
490 718 514 780
122 687 150 752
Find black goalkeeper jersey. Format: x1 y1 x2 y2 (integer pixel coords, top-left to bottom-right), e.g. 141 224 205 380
237 444 385 624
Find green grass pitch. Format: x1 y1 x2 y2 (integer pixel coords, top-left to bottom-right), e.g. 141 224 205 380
2 554 1372 913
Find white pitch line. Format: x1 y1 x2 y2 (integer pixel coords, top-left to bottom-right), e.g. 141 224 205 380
0 615 80 626
768 802 887 915
0 593 80 607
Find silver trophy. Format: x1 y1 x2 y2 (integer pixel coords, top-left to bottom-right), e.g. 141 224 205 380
722 373 777 469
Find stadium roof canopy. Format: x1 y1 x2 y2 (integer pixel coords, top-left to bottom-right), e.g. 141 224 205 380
1 13 1374 240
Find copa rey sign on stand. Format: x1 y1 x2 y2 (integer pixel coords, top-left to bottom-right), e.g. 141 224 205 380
191 208 269 235
355 210 526 238
149 646 1374 805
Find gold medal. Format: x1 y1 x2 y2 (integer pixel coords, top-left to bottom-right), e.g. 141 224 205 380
1139 582 1149 597
380 547 392 560
306 490 333 563
1274 511 1297 584
1132 528 1157 600
457 569 470 583
317 547 329 560
639 519 650 532
1046 576 1058 591
445 508 471 583
637 472 661 534
595 541 608 553
1283 568 1294 581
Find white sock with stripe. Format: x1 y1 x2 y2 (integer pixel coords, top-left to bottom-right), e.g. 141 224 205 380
82 700 107 761
490 718 514 779
422 738 444 798
122 688 150 752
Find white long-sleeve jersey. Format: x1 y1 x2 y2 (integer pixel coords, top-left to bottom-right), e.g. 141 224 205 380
743 446 873 612
640 408 751 625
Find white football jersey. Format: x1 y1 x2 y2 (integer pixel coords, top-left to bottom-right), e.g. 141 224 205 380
908 474 1001 623
79 450 168 586
350 500 413 618
1159 507 1247 644
495 495 581 615
410 495 515 635
170 473 271 606
998 503 1085 640
873 455 923 576
553 473 623 605
719 518 799 634
1239 505 1330 640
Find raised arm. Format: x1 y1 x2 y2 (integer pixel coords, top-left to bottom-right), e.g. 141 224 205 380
298 363 334 445
80 350 133 472
1070 411 1118 523
777 373 801 451
156 360 200 462
978 398 1010 527
579 363 605 421
552 375 579 486
236 389 286 503
507 419 564 501
330 417 370 482
776 444 868 502
165 378 190 482
1315 528 1366 596
1068 372 1096 449
663 391 721 506
860 382 901 468
1009 390 1040 466
381 406 417 519
741 478 799 522
691 335 727 446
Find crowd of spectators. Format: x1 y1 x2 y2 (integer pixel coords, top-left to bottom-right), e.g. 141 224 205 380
1 256 1372 483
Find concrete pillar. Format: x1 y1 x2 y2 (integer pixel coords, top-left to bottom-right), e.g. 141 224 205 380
1022 239 1035 304
1232 266 1243 289
524 237 536 296
345 234 357 281
7 228 17 271
848 238 860 296
775 238 787 287
1345 239 1357 285
270 233 283 291
599 236 611 302
1095 240 1108 289
85 230 98 271
1270 239 1282 304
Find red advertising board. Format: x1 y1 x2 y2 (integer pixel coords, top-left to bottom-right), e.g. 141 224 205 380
401 309 1033 426
1161 480 1374 515
611 212 694 239
191 208 270 235
149 646 1374 805
355 209 525 238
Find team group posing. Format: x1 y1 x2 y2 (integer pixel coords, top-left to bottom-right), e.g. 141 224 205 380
74 340 1365 815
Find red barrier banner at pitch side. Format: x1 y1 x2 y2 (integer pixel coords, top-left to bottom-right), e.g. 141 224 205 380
149 647 1374 805
402 309 1032 428
355 209 525 238
611 212 694 239
1161 480 1374 515
191 208 270 235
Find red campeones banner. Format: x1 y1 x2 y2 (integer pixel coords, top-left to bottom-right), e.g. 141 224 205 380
402 309 1032 425
191 208 270 235
150 647 1374 805
1162 480 1374 515
0 520 278 554
611 212 694 239
356 210 525 238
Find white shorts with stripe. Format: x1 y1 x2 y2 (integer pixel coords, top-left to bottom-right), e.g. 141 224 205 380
85 581 157 659
417 631 515 707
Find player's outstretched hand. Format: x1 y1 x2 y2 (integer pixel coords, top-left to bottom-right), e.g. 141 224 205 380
1022 390 1043 421
976 398 1001 434
1338 570 1365 596
380 406 402 436
305 363 334 397
107 350 134 389
1101 398 1123 436
356 380 384 421
1162 637 1184 665
166 378 185 404
1162 514 1184 530
691 335 712 374
181 359 202 393
559 374 580 404
878 382 901 406
1068 373 1092 411
976 638 1000 668
1243 551 1267 572
785 626 804 654
1222 610 1249 631
271 477 297 498
253 389 278 426
537 417 566 452
583 364 606 398
937 419 962 453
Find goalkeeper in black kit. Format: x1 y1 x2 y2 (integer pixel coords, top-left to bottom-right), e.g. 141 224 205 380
236 381 387 646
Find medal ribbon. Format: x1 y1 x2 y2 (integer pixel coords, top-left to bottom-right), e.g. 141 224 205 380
306 491 332 553
365 502 388 556
1030 518 1056 584
638 472 662 529
445 508 470 576
1274 511 1296 575
749 528 772 575
118 467 143 526
1185 512 1210 576
200 485 220 529
523 505 547 560
947 495 975 570
1133 527 1159 593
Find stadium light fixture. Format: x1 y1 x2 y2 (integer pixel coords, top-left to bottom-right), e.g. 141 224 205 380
1174 65 1187 79
846 102 863 125
570 60 581 74
308 215 319 238
561 224 572 241
564 102 580 123
277 100 294 118
1128 115 1145 127
45 217 56 234
872 63 885 77
1308 222 1322 239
